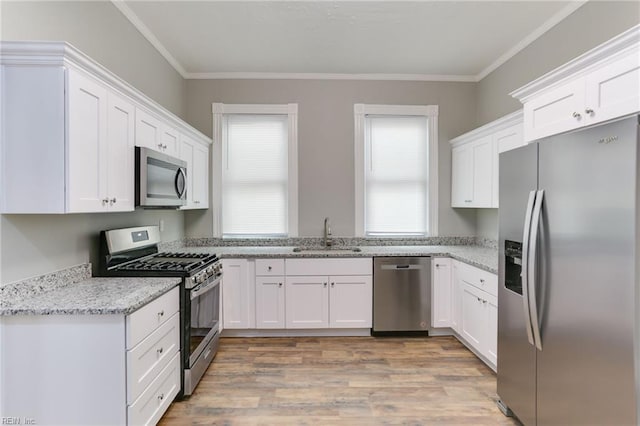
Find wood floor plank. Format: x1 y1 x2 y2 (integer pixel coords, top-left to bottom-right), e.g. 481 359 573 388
159 336 519 425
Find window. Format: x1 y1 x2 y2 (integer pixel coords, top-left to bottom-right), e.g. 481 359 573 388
212 104 298 237
354 104 438 237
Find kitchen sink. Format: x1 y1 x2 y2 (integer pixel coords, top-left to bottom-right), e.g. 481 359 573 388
292 246 362 253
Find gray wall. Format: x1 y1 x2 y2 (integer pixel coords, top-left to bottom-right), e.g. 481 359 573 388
476 1 640 126
476 209 498 239
184 79 478 238
0 1 188 284
1 0 186 118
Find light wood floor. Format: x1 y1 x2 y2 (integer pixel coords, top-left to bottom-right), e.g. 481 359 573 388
160 336 520 425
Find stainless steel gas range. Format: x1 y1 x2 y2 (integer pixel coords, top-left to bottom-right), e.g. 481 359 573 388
98 225 222 397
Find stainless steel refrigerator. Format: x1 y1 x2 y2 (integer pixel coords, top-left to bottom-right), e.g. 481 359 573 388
497 114 639 425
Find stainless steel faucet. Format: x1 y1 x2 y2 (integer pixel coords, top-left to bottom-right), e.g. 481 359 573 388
324 217 333 247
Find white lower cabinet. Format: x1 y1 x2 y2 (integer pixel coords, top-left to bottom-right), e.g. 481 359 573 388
450 261 462 334
222 259 256 329
285 275 330 328
221 257 372 332
431 257 452 328
454 260 498 369
255 276 286 328
0 286 180 426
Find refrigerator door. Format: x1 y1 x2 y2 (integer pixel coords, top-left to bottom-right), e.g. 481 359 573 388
536 116 638 425
497 143 538 426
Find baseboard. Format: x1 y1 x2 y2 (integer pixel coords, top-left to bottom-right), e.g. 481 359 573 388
221 328 372 338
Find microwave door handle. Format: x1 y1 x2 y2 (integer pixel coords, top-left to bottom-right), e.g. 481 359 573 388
175 167 187 199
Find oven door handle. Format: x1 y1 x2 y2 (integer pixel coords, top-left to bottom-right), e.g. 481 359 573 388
190 276 221 300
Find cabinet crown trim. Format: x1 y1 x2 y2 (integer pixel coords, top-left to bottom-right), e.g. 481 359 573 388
450 110 523 147
510 24 640 103
0 41 211 146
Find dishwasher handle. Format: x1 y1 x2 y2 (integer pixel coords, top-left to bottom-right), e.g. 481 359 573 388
380 264 424 270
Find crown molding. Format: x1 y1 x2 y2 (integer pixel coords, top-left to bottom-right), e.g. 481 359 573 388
110 0 187 78
450 109 523 147
111 0 586 84
0 40 210 144
476 1 588 81
511 23 640 102
187 72 477 82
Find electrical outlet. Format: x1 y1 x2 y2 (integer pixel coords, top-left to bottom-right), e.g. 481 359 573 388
159 219 165 232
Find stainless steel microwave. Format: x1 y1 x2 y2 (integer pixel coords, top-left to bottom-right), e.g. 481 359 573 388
135 147 187 208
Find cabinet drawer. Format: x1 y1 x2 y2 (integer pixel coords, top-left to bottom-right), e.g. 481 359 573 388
255 259 285 276
285 258 372 276
459 262 497 297
126 286 179 349
127 312 180 404
127 352 180 426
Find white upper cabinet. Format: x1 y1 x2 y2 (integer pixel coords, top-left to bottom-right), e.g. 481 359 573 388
450 110 523 209
512 25 640 142
180 135 210 210
0 41 211 214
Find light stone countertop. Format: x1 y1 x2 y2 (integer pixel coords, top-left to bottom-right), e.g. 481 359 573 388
1 276 181 316
180 244 498 274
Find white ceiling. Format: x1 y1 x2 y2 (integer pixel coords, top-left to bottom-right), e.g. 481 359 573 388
116 1 585 80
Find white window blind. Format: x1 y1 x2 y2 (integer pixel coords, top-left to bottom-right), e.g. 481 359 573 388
222 114 289 236
365 115 429 236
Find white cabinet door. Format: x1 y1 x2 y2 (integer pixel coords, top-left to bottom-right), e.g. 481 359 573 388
192 143 209 208
523 79 586 142
106 92 135 211
585 50 640 126
285 276 329 328
450 261 462 334
135 108 163 152
431 258 452 328
66 69 108 212
161 125 179 156
222 259 255 329
471 135 493 207
461 283 485 349
255 276 285 329
495 123 525 154
451 145 472 207
329 275 372 328
180 137 209 210
486 296 498 366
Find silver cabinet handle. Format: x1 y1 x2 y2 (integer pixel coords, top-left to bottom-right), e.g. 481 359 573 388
585 108 594 115
158 310 164 318
464 199 472 203
163 144 168 150
157 347 163 355
278 282 282 287
157 143 163 149
479 278 485 283
102 198 109 205
522 191 537 347
109 197 116 205
572 111 581 119
268 266 272 271
158 393 164 401
324 282 327 287
331 282 334 287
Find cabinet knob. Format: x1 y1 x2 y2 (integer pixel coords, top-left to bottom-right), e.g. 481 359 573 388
324 282 327 287
158 393 164 402
102 198 109 205
157 347 164 355
483 300 487 304
331 282 334 287
158 310 164 318
479 278 485 283
572 111 582 119
157 143 163 149
268 266 272 271
279 282 282 287
109 197 116 205
163 144 168 150
585 108 594 116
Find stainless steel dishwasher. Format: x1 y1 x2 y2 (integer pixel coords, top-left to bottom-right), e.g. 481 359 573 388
373 257 431 333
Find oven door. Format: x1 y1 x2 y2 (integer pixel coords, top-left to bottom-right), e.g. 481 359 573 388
188 274 221 367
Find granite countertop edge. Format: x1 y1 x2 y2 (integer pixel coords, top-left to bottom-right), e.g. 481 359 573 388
186 245 498 274
1 277 181 317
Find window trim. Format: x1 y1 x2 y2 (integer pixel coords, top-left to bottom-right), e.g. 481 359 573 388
212 103 298 238
354 104 439 237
